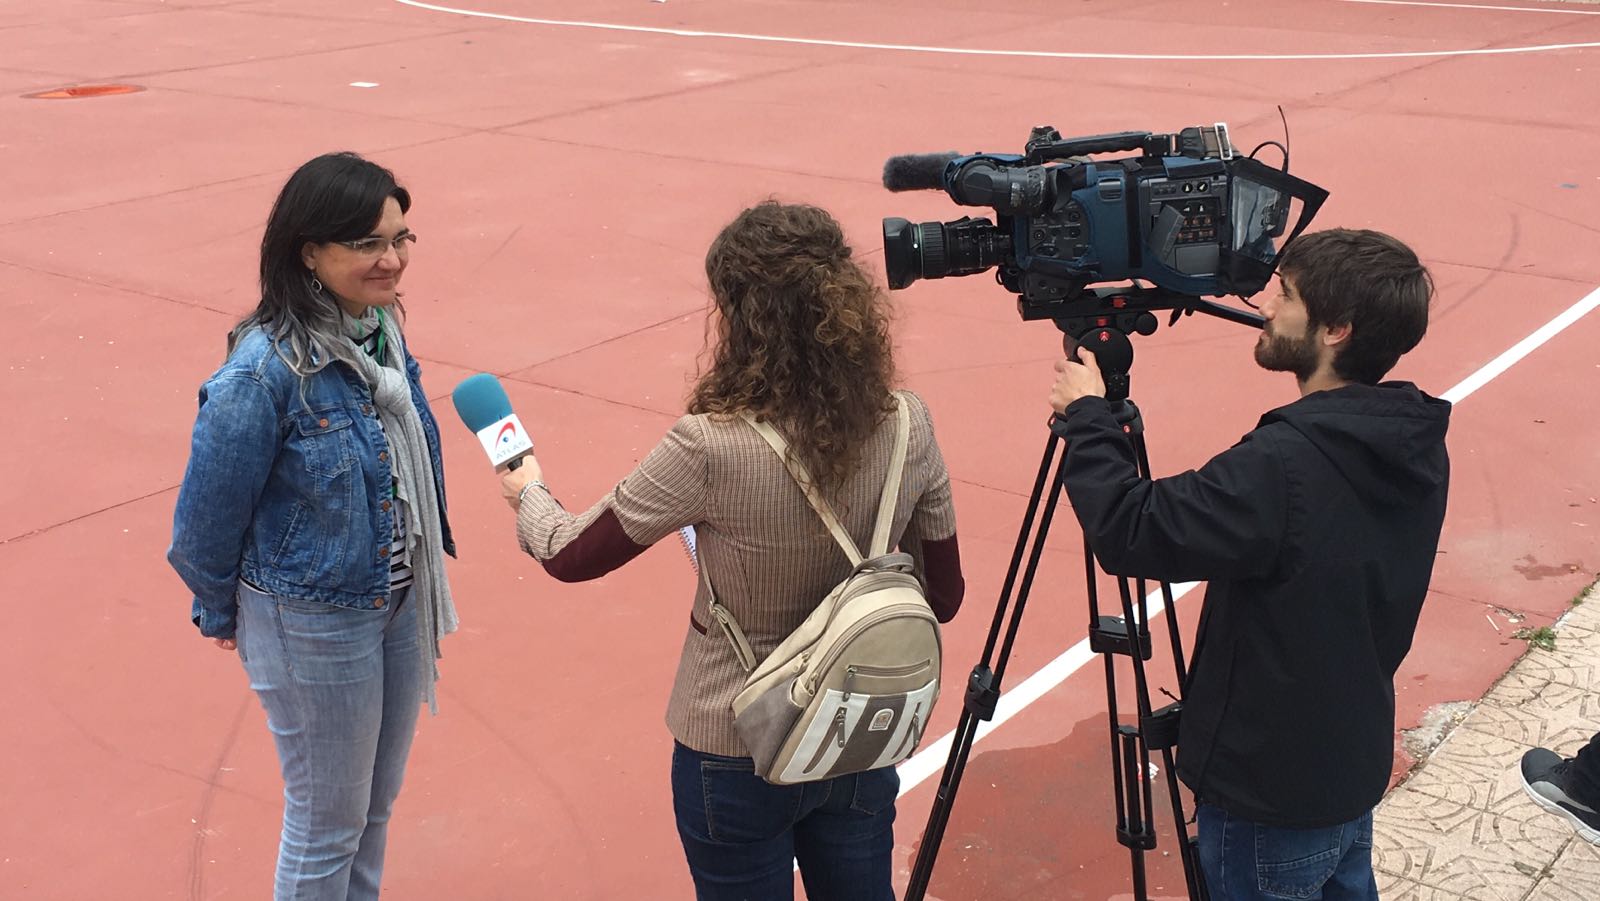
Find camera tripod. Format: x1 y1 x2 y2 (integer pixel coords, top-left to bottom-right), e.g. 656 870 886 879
904 289 1263 901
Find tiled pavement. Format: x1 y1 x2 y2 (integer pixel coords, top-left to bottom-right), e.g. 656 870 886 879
1374 582 1600 900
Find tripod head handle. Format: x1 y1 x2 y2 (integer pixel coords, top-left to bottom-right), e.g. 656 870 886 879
1064 326 1134 402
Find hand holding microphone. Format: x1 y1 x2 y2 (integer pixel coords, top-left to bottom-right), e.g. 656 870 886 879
451 374 544 510
451 373 699 567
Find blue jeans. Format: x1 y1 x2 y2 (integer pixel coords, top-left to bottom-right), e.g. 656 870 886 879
236 581 424 901
670 742 899 901
1196 804 1378 900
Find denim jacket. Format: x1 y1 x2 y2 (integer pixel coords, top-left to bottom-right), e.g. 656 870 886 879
168 328 455 639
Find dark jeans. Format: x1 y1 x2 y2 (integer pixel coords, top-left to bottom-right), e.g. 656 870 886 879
1196 804 1378 900
1572 730 1600 802
670 742 898 901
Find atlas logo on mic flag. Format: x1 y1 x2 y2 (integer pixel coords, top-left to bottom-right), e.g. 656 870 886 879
451 373 535 470
476 414 533 468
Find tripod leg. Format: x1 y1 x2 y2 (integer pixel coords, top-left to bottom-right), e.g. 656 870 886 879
1096 577 1129 848
1160 747 1208 901
1121 726 1149 900
904 427 1074 901
904 707 982 898
1133 439 1192 689
1127 427 1207 900
1114 575 1159 899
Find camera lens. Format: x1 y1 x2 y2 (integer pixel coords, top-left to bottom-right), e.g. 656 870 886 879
882 218 925 290
882 217 1006 290
943 217 1006 276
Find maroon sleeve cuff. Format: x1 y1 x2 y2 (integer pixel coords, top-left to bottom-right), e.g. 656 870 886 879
922 533 965 623
542 507 650 583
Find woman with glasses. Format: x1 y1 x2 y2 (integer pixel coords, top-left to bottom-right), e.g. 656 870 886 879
168 151 456 900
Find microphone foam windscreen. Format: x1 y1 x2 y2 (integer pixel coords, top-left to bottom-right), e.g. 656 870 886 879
881 152 960 192
451 373 514 432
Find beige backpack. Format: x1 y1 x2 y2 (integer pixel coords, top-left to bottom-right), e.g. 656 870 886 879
708 394 942 785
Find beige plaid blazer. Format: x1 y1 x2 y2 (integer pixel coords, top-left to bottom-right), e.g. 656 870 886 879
517 391 959 756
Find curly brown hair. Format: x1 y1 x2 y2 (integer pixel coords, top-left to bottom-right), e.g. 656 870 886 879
689 200 897 490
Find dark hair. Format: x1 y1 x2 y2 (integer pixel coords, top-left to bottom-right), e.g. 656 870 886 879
1276 228 1434 384
688 201 897 490
229 152 411 373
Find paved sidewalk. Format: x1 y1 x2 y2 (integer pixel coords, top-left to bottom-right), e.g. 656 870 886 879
1374 580 1600 900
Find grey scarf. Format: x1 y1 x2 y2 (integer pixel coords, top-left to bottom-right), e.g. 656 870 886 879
345 308 458 714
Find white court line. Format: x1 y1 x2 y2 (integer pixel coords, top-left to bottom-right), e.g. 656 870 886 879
893 282 1600 800
1440 284 1600 403
394 0 1600 61
1346 0 1600 14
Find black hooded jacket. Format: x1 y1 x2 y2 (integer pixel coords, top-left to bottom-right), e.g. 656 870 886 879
1060 382 1450 828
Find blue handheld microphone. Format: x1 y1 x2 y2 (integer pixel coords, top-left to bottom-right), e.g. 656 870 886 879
453 373 699 567
451 374 533 471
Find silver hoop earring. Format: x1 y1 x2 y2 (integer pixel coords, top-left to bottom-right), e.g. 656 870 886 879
310 276 324 294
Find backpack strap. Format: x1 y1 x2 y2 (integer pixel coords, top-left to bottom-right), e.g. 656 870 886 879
708 586 758 672
740 392 912 562
699 549 759 673
868 394 912 557
685 528 760 673
741 415 865 566
710 394 913 674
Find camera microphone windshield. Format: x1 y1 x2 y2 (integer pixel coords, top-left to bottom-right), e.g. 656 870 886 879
882 152 960 192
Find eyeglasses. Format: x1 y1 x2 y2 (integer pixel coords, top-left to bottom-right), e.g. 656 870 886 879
336 232 417 258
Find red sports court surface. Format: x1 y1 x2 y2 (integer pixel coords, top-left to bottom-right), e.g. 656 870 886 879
2 1 1598 898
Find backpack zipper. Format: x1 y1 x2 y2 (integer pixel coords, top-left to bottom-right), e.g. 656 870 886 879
805 605 936 697
845 659 933 700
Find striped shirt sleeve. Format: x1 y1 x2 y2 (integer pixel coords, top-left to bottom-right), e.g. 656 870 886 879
516 415 709 581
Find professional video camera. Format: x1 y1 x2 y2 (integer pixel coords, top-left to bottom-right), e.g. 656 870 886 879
887 125 1330 901
881 123 1328 321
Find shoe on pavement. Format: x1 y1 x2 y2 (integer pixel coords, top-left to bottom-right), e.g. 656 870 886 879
1521 747 1600 845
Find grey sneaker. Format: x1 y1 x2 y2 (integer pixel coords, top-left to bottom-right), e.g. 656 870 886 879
1520 747 1600 844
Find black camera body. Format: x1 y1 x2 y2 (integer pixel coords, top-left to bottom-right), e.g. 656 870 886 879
882 124 1328 321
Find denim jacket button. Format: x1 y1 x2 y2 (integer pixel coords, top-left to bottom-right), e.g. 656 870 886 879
373 597 385 608
318 417 329 428
378 451 389 462
379 546 390 558
381 500 392 512
361 404 372 415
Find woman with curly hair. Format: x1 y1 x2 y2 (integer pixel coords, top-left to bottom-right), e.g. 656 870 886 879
499 200 964 899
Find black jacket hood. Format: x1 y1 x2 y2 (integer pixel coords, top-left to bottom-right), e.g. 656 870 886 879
1260 381 1450 506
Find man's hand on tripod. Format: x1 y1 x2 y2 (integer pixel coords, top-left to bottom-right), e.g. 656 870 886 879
1051 347 1106 413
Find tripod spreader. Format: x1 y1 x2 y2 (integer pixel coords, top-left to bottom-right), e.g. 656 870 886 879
1142 702 1183 751
1090 615 1154 660
964 665 1000 722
